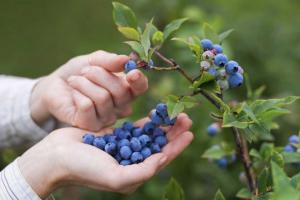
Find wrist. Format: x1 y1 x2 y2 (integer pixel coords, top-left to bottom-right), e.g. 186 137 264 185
18 137 68 198
30 77 52 125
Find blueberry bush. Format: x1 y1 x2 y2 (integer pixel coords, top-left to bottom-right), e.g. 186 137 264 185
109 2 300 199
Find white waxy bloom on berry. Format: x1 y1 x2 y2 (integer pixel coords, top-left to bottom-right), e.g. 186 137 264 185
200 61 210 70
202 50 215 61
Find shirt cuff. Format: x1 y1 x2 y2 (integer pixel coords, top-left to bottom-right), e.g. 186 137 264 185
0 158 41 200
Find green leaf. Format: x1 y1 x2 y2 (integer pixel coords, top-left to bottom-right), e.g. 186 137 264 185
236 188 251 199
124 41 146 60
163 18 188 40
202 145 227 160
271 151 284 168
258 168 271 193
152 31 164 46
222 110 250 129
117 27 140 41
181 96 197 109
192 71 215 89
260 143 274 161
202 23 220 43
218 29 234 43
214 190 226 200
172 37 202 62
112 2 137 28
242 103 258 123
291 173 300 190
168 102 185 119
249 123 273 141
282 152 300 163
141 21 153 60
250 149 262 160
162 177 185 200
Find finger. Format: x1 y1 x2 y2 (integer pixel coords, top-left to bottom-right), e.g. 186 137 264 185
117 153 167 186
68 76 116 126
166 113 193 141
81 66 133 106
88 50 129 72
160 131 194 169
71 90 100 131
126 70 148 96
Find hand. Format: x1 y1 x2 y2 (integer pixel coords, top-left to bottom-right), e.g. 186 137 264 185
18 114 193 199
30 50 148 131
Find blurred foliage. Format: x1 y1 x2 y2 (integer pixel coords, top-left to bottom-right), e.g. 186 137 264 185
0 0 300 199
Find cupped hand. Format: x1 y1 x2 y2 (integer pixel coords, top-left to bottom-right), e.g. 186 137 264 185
30 50 148 131
18 113 193 199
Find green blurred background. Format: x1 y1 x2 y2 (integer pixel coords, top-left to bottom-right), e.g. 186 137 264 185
0 0 300 199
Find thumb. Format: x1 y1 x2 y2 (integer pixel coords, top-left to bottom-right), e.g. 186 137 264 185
88 50 129 72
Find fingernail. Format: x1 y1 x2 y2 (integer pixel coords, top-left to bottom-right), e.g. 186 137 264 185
80 67 90 74
159 155 167 166
130 71 140 81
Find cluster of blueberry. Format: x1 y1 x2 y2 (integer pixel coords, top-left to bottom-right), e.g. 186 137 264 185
284 134 299 153
82 103 175 166
200 39 244 90
207 122 221 137
124 59 154 73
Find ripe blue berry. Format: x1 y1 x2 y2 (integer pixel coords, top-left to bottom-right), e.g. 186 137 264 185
153 127 165 137
117 129 131 140
141 147 152 159
208 67 218 76
217 157 228 168
131 152 144 164
120 160 131 166
213 44 223 54
105 142 117 155
139 134 152 146
107 135 117 144
117 139 130 149
214 54 228 67
132 128 143 137
82 133 95 145
149 59 154 66
228 73 243 88
130 137 142 152
93 136 106 150
207 123 220 137
154 135 167 147
164 116 177 126
225 61 239 75
284 144 295 153
200 39 214 50
124 60 137 73
122 121 135 131
120 146 133 160
150 111 164 125
143 122 156 134
289 135 299 144
151 143 161 153
156 103 168 117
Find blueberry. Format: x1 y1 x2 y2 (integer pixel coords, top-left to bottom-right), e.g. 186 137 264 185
131 152 144 164
117 139 130 149
117 129 131 140
124 60 137 73
139 134 152 147
154 135 167 147
153 127 165 137
120 146 133 160
151 143 161 153
93 136 106 150
149 59 154 66
289 135 299 144
122 121 135 131
217 157 228 168
150 111 164 125
113 128 123 137
132 128 143 137
82 133 95 145
120 160 131 166
115 153 122 162
213 44 223 54
202 51 215 61
217 80 229 91
228 73 243 88
143 122 156 134
200 39 214 50
130 137 142 152
105 142 117 156
164 117 177 126
207 123 220 137
208 67 218 76
238 66 244 74
284 144 295 153
141 147 152 159
225 61 239 75
107 135 117 144
214 54 228 67
156 103 168 117
200 60 210 70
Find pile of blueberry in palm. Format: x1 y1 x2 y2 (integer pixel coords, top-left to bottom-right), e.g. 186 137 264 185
82 103 176 166
200 38 244 90
284 134 299 153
